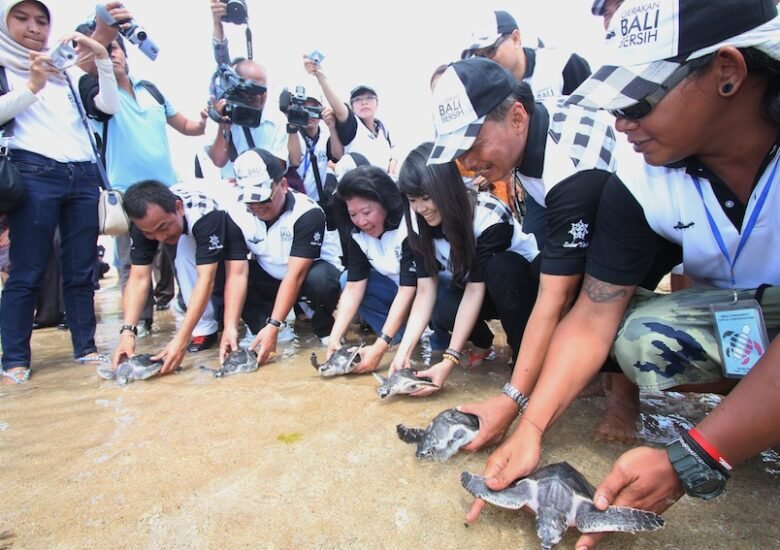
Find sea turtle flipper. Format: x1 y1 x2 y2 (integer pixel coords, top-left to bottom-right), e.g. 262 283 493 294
460 472 533 510
310 352 321 370
396 424 425 444
372 372 386 384
198 366 219 374
575 501 665 533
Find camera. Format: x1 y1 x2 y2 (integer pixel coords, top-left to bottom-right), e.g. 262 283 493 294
221 0 248 25
279 86 323 127
48 41 78 70
208 64 266 128
95 4 159 61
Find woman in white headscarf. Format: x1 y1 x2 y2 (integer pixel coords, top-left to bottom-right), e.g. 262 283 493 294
0 0 120 385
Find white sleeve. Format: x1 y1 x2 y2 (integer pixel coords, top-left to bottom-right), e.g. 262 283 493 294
92 57 120 115
0 85 37 126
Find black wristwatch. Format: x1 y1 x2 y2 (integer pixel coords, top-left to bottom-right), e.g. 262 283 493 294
378 332 393 346
119 324 137 336
265 317 283 328
666 438 728 500
286 123 299 134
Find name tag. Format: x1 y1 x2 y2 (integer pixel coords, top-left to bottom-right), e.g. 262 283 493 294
710 299 768 378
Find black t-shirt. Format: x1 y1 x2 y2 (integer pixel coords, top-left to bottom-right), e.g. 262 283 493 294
130 209 244 266
586 175 683 287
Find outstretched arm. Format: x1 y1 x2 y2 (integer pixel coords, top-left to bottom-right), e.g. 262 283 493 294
303 57 349 123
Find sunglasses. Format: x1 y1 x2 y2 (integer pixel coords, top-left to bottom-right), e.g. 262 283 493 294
609 62 694 121
465 34 510 60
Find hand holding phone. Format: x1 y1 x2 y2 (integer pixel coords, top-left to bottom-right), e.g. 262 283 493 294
308 50 325 65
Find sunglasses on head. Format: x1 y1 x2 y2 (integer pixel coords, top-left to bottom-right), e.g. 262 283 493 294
465 34 510 60
609 62 694 121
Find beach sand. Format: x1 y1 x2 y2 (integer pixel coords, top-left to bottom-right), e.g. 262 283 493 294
1 277 778 549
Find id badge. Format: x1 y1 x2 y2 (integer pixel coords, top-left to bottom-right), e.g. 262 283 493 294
710 299 769 378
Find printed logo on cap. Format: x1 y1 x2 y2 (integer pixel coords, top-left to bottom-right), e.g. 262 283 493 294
235 152 271 183
432 68 479 135
609 0 681 63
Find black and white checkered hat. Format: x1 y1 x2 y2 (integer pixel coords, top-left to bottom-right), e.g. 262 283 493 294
428 58 515 165
568 0 780 112
235 148 285 203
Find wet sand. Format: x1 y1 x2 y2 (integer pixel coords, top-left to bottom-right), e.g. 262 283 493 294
1 277 779 549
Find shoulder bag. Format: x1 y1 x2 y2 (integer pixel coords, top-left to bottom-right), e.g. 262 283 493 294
0 67 27 214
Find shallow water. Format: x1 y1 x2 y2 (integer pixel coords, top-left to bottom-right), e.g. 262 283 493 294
1 278 779 549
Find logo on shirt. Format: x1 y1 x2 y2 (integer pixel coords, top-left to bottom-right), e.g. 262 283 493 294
310 231 322 247
394 247 402 262
673 221 695 230
562 219 589 248
248 235 265 245
208 235 223 251
281 227 293 241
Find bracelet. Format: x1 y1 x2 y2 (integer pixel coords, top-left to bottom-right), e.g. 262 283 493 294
501 382 529 411
442 352 460 366
378 332 393 346
518 415 544 436
119 324 137 336
687 428 733 472
444 348 463 364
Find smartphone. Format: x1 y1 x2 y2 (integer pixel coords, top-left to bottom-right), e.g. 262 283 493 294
308 50 325 65
49 42 78 70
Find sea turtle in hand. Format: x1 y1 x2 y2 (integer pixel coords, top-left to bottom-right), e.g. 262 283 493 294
372 368 439 399
310 342 364 377
461 462 665 550
97 354 164 384
397 408 479 461
200 349 258 378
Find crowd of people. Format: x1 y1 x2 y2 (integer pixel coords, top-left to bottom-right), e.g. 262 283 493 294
1 0 779 547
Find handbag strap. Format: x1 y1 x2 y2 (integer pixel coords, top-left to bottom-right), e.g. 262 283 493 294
65 73 112 191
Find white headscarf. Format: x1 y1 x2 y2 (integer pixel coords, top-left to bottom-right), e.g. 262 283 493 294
0 0 57 74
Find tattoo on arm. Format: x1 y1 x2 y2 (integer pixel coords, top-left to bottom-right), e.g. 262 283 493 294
582 276 629 303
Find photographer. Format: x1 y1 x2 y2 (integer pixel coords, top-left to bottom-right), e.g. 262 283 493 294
284 88 343 204
304 57 396 175
206 0 287 177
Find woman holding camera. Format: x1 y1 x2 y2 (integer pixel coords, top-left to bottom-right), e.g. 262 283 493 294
388 142 539 395
326 166 416 373
0 0 120 384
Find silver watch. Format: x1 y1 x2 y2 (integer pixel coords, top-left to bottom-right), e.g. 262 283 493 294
501 383 529 411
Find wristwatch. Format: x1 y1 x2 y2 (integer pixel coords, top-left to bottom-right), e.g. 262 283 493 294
265 317 283 328
119 324 137 336
666 438 728 500
501 382 529 411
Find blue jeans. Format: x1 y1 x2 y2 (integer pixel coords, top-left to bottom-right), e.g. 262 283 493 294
339 269 405 343
1 150 101 369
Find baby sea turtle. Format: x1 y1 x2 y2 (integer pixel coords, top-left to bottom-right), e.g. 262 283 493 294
372 368 439 399
96 354 164 384
461 462 665 550
397 408 479 461
310 342 364 377
200 349 258 378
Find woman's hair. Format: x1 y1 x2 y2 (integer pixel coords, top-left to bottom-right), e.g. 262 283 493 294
487 80 535 124
332 166 404 232
124 180 178 219
398 142 476 285
688 47 780 127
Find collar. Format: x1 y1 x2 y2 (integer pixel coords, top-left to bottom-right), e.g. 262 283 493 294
263 191 295 228
516 102 549 178
522 47 536 79
182 215 189 236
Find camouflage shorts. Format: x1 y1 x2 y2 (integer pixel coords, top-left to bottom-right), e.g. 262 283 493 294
611 286 780 391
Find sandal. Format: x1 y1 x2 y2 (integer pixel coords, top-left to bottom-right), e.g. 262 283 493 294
468 347 496 368
2 367 31 385
76 353 110 365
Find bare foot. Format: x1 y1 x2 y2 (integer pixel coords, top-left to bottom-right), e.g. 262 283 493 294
593 375 640 444
2 367 31 385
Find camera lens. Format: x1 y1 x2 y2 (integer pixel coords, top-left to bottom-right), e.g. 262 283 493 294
135 29 147 41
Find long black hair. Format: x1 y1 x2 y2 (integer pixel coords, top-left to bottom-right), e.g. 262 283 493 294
332 166 404 232
398 142 476 286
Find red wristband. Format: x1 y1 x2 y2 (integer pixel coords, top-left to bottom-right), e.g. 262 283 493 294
688 428 733 471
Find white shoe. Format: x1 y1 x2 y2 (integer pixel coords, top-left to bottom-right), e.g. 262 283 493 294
319 335 329 346
239 330 254 349
277 323 296 343
136 324 151 338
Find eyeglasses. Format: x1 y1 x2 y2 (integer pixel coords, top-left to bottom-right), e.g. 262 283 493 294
466 34 510 60
609 62 694 121
351 94 377 104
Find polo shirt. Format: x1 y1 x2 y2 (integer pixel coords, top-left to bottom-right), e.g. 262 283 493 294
522 47 592 100
347 217 416 287
335 107 393 170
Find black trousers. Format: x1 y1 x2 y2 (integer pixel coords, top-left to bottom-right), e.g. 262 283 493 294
242 260 341 337
431 251 538 360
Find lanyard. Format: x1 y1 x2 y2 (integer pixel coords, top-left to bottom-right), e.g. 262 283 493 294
301 133 318 179
692 156 778 287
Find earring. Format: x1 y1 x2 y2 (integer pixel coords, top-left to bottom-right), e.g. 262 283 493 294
722 83 734 94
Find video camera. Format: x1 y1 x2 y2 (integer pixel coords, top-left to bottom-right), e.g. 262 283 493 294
221 0 248 25
279 86 323 128
95 4 159 60
208 64 267 128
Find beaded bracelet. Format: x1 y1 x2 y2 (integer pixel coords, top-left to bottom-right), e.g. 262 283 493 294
442 352 461 366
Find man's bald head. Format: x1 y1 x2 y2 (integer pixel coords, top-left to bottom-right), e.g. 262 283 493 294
233 59 268 108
